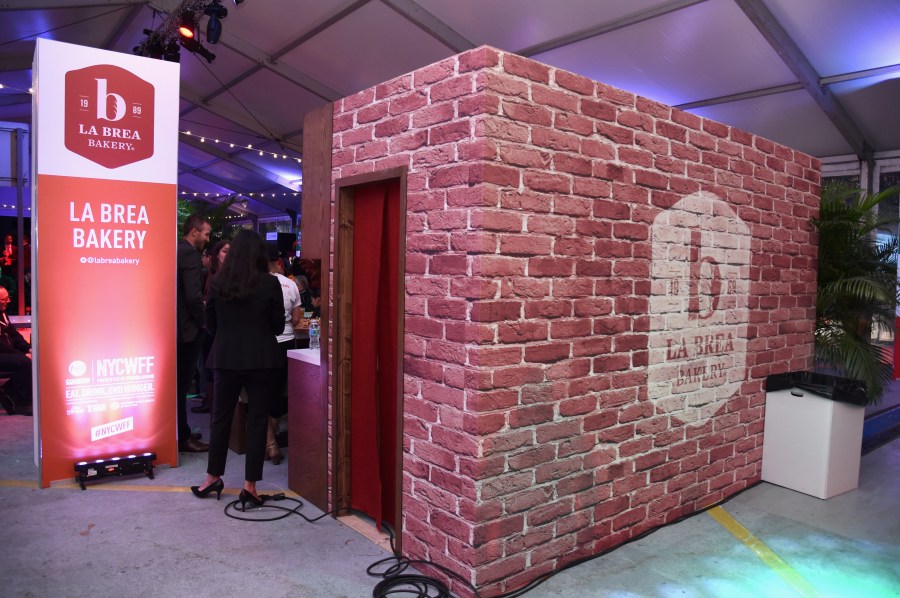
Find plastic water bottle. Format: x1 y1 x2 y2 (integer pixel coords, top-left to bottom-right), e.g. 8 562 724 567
309 319 320 351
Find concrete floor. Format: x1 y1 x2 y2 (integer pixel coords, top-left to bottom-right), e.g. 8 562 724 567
0 407 398 598
526 440 900 598
1 395 899 597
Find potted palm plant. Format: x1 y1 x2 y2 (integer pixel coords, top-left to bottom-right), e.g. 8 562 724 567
812 184 900 404
761 184 899 499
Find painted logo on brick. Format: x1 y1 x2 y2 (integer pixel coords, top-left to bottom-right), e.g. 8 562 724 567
64 64 154 168
648 191 750 424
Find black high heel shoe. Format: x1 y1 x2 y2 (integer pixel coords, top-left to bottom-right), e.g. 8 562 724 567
239 488 265 509
190 478 224 500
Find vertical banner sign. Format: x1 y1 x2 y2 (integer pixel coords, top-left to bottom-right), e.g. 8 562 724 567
33 39 180 486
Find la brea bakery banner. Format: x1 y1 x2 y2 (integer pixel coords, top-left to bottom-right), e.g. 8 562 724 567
33 38 179 486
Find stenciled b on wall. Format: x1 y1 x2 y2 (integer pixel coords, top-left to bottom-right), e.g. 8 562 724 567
648 191 751 423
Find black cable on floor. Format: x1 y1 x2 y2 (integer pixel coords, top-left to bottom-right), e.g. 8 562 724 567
369 479 763 598
222 493 336 523
219 494 479 597
367 524 480 598
218 480 762 598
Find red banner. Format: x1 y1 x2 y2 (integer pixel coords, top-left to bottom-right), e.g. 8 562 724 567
36 176 177 484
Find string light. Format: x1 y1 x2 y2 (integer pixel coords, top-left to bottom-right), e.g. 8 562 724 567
179 190 301 200
181 131 302 164
0 83 33 94
0 94 302 165
0 205 31 210
0 110 299 165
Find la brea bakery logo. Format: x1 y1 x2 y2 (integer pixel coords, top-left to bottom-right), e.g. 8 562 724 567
647 191 751 425
64 64 154 168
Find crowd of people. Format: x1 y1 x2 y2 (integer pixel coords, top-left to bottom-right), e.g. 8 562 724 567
177 215 319 508
0 215 314 508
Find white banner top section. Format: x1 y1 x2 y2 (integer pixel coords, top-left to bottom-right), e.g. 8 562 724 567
34 38 180 185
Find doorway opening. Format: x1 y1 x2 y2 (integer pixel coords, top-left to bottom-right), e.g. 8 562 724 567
333 168 407 551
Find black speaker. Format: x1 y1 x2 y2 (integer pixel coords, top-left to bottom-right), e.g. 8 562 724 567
276 232 297 254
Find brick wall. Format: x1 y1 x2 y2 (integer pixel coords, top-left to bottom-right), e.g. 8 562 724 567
331 46 819 596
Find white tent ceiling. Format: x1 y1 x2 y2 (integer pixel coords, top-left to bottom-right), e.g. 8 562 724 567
1 0 899 219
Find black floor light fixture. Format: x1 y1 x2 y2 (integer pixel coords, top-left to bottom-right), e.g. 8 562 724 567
74 453 156 490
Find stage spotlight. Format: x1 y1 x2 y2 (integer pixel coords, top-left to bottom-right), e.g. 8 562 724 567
163 41 181 63
178 12 198 40
205 0 228 44
133 29 165 59
180 38 216 64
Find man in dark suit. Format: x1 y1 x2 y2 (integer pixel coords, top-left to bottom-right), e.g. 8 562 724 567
177 214 211 452
0 285 31 416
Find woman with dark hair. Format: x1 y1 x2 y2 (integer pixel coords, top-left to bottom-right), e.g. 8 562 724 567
204 240 230 296
191 229 284 508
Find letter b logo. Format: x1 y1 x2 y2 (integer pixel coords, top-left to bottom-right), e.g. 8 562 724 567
94 78 126 122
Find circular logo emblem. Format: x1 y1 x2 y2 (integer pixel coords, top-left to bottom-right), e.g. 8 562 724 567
69 360 87 377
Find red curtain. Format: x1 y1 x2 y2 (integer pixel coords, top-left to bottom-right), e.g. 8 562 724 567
349 179 401 530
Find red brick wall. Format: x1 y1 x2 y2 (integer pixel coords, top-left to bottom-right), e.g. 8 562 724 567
331 46 819 596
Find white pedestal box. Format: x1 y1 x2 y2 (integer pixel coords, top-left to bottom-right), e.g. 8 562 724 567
761 387 865 499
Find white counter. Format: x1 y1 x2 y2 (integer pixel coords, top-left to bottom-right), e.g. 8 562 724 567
287 347 320 366
8 315 31 328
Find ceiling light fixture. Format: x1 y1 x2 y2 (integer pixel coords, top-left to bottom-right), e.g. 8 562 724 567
177 12 198 40
134 28 182 63
134 1 233 64
163 41 181 63
205 0 228 44
180 37 216 63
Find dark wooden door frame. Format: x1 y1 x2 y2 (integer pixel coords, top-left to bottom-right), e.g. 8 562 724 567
332 167 407 549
